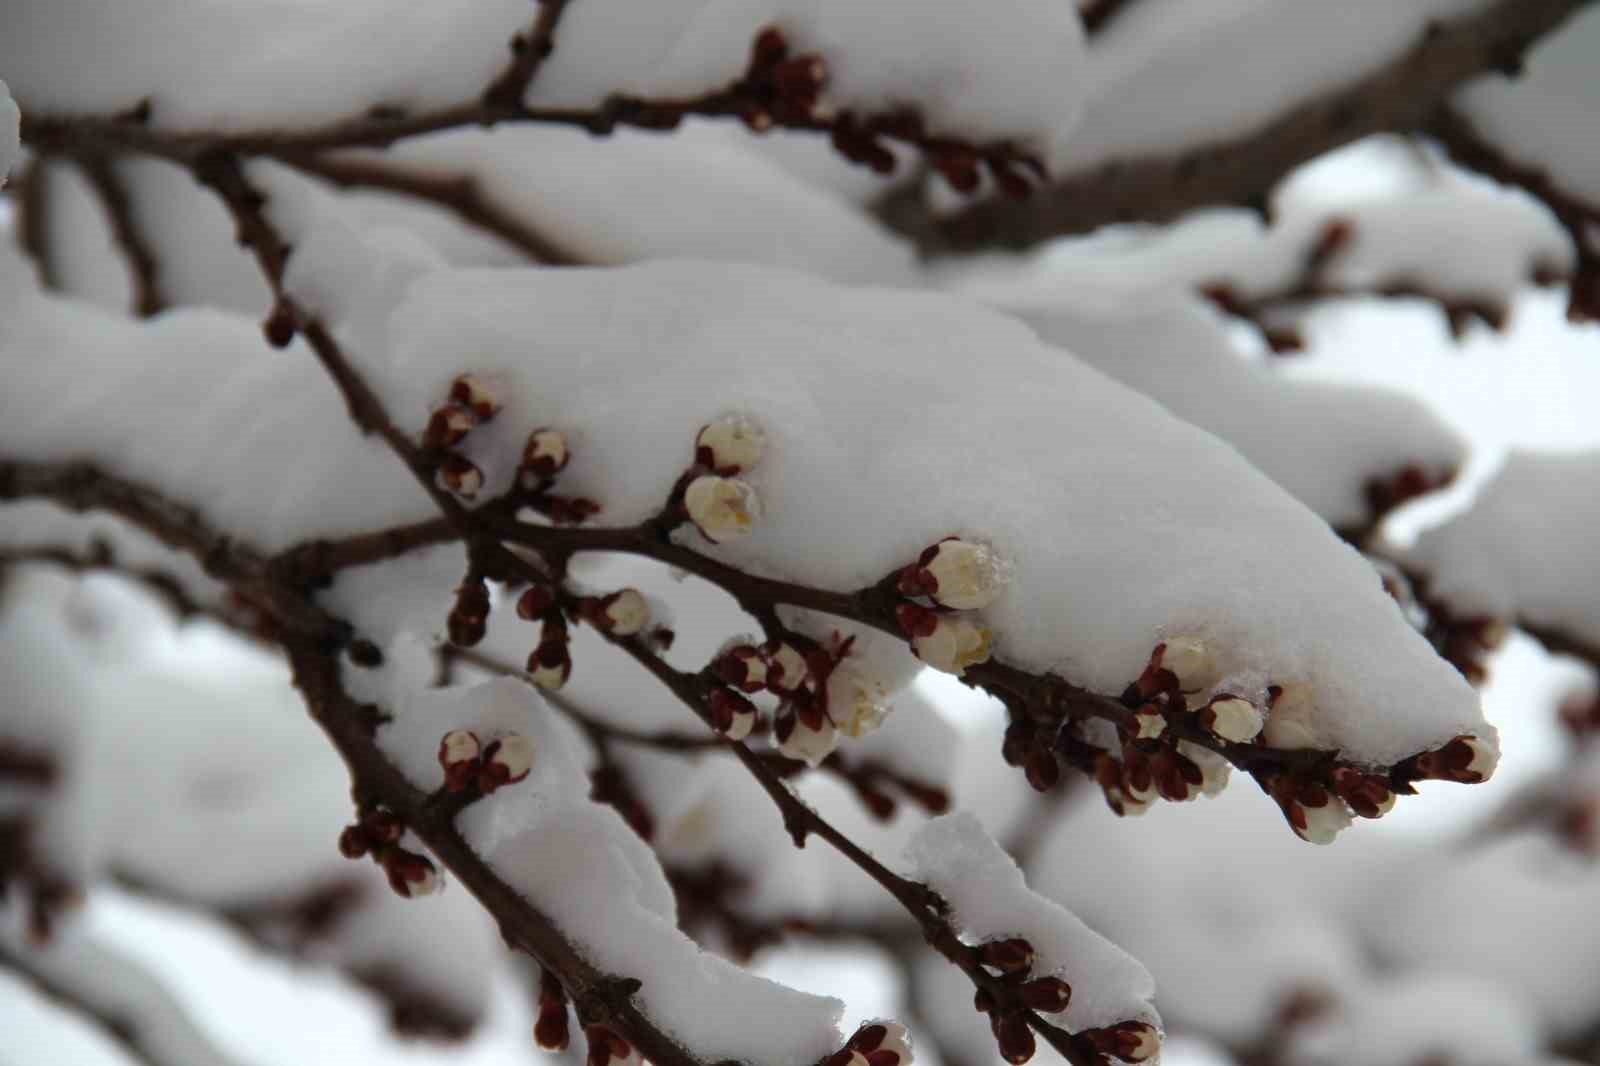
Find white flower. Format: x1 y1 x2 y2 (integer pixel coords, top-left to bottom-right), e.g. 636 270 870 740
489 733 536 783
684 475 759 541
1202 696 1263 743
527 643 572 690
765 642 812 693
1158 636 1217 691
827 668 890 738
1177 741 1230 796
1264 682 1318 750
1296 793 1352 845
777 708 839 766
603 589 650 636
696 415 766 472
912 616 992 675
438 729 481 768
921 539 999 610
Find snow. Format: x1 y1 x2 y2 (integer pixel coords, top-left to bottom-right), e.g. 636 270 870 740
1410 450 1600 644
0 79 19 188
1456 6 1600 211
905 812 1158 1034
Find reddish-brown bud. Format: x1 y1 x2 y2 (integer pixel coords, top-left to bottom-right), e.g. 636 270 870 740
708 688 758 741
479 734 536 793
383 849 440 898
448 373 499 420
528 640 573 691
516 583 557 620
424 405 477 449
338 824 371 859
362 808 404 845
436 453 484 499
716 645 768 692
1018 976 1073 1014
980 937 1035 976
895 602 941 638
992 1011 1036 1065
1024 747 1060 792
522 428 570 481
1084 1021 1160 1063
438 729 482 792
535 1001 570 1051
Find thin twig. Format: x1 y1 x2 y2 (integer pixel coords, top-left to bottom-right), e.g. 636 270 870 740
74 153 168 317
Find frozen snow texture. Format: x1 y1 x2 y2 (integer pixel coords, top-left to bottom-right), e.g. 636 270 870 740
905 812 1157 1033
0 79 19 188
1411 451 1600 643
375 675 845 1066
1456 7 1600 210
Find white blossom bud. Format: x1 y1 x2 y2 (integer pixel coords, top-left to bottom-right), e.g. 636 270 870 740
1133 706 1166 740
439 729 481 767
1263 683 1318 750
777 707 839 767
1158 636 1218 691
765 642 812 694
919 539 999 610
1177 741 1230 796
684 475 759 541
912 616 992 675
827 669 890 738
385 852 441 898
876 1022 913 1066
1296 795 1352 845
489 733 536 784
528 642 572 690
1201 696 1263 743
602 589 650 636
1088 1021 1161 1063
522 428 570 482
436 455 484 499
696 416 766 473
449 373 499 420
1463 735 1498 780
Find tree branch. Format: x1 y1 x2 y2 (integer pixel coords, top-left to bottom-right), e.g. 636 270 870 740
9 157 60 290
879 0 1587 254
74 153 168 317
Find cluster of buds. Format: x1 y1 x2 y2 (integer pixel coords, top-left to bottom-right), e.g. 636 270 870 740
969 936 1075 1064
894 538 1000 677
438 729 535 795
774 700 840 767
426 373 500 500
1082 1021 1162 1064
683 415 766 542
447 574 491 648
739 26 830 131
517 583 573 690
584 1025 642 1066
1395 734 1497 787
1331 767 1397 820
518 427 602 524
534 969 570 1050
338 807 440 898
826 1022 914 1066
576 588 651 637
1002 719 1062 794
711 634 884 765
1265 775 1353 846
706 686 759 742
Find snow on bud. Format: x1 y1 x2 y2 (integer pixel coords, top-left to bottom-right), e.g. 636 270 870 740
438 729 482 792
827 668 890 738
765 641 812 694
1177 741 1230 796
715 645 768 692
684 475 759 541
424 405 476 449
527 641 572 690
436 454 484 499
847 1022 912 1066
1157 636 1217 691
516 583 557 620
598 589 650 636
776 705 839 766
522 428 570 482
384 850 440 898
481 733 535 792
1263 683 1319 750
708 688 758 741
979 937 1034 975
912 616 992 676
696 415 766 473
1199 696 1263 743
1086 1021 1160 1063
902 538 1000 610
448 373 499 420
1018 977 1073 1014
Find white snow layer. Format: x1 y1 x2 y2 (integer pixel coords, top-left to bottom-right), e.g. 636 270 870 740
906 812 1158 1034
1411 450 1600 644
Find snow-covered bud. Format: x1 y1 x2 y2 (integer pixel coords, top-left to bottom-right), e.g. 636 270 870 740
1177 741 1230 796
696 416 766 473
708 688 758 741
1156 636 1217 692
438 729 482 792
516 583 557 620
847 1022 912 1066
527 640 573 690
979 937 1034 976
912 616 993 676
1018 977 1073 1014
1333 767 1396 819
901 538 1000 610
338 825 371 859
424 405 477 449
522 428 570 482
1199 696 1263 743
991 1010 1035 1065
1263 683 1318 750
716 645 768 692
684 475 759 541
1132 704 1166 740
1085 1021 1160 1063
436 454 484 499
776 705 839 766
1407 734 1498 784
480 734 535 792
764 641 812 695
448 373 499 420
594 589 650 636
384 850 440 898
827 668 890 738
1272 779 1352 845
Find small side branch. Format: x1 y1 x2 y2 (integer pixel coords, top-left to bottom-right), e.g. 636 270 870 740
74 153 168 317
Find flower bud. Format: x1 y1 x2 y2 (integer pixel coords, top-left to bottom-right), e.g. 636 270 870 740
980 937 1034 975
535 1001 570 1051
1085 1021 1160 1063
1132 704 1166 740
448 373 499 420
438 729 482 792
516 583 557 620
1177 741 1230 796
1156 636 1217 691
684 475 759 541
1271 778 1352 845
338 825 371 859
1024 747 1060 792
992 1011 1035 1065
597 589 650 636
436 454 484 499
894 602 941 639
1018 977 1072 1014
764 642 812 694
827 668 890 738
1333 767 1395 819
528 640 572 690
776 705 838 766
716 645 768 692
522 428 569 482
912 616 993 676
424 405 476 449
696 416 766 473
848 1021 912 1066
1199 695 1263 743
362 808 404 845
481 733 535 791
1263 683 1318 750
384 850 440 898
1407 734 1497 784
1151 747 1204 802
904 538 1000 610
708 688 758 741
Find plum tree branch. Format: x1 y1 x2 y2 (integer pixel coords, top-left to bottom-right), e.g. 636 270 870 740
74 153 168 317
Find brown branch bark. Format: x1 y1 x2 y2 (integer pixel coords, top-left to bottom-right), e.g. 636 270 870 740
879 0 1587 254
1079 0 1140 37
9 157 60 290
74 153 168 317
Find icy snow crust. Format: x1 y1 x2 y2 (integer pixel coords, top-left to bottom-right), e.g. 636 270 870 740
1411 451 1600 644
906 813 1158 1033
